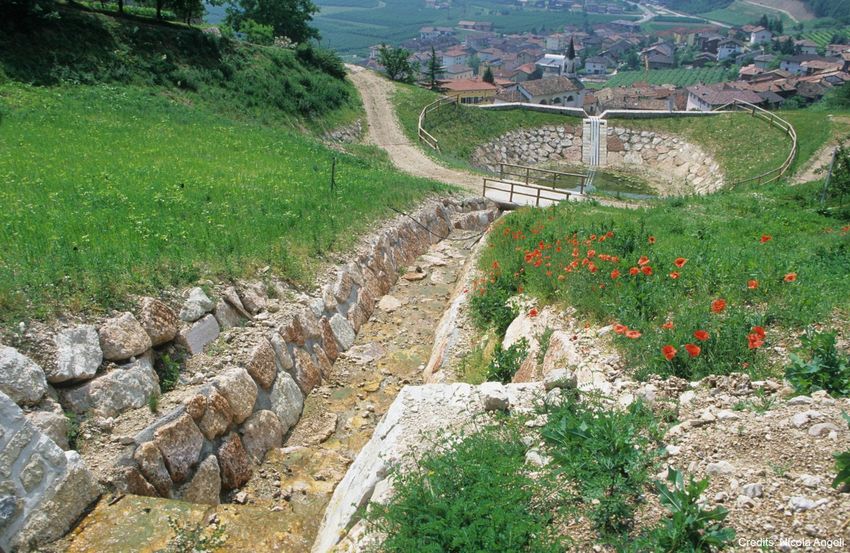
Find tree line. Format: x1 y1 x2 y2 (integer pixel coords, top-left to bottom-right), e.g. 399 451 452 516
1 0 319 43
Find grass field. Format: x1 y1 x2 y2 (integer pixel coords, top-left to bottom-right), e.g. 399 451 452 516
0 82 446 324
393 84 581 170
599 67 734 89
700 0 794 26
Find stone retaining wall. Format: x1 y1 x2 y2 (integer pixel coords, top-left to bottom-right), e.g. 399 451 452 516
108 198 499 503
0 391 100 553
323 119 364 144
470 124 725 194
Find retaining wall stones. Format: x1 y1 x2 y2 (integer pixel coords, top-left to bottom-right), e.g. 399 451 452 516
0 391 100 553
107 197 500 503
323 119 364 144
470 124 725 194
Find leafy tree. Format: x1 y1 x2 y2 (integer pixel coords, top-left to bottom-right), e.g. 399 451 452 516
482 65 494 84
424 46 444 90
467 54 481 74
378 44 415 83
240 18 274 44
216 0 319 43
167 0 204 24
759 14 769 29
624 49 640 70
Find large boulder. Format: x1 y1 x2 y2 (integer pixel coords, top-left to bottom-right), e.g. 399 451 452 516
138 298 179 347
180 455 221 505
217 433 252 490
179 287 215 322
329 314 355 351
197 389 233 440
133 441 173 497
25 409 70 451
212 368 257 424
291 348 321 395
0 346 47 406
269 370 304 434
152 413 204 484
48 325 102 384
177 314 220 355
245 338 277 390
59 354 159 417
240 410 284 462
99 312 152 362
214 299 244 330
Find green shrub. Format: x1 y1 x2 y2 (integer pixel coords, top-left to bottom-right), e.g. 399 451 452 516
366 423 563 553
832 412 850 490
631 469 735 553
542 393 662 540
785 328 850 397
469 275 518 336
155 353 182 393
486 338 529 383
65 411 81 450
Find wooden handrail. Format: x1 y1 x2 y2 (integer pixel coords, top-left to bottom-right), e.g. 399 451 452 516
417 96 457 151
498 162 587 194
713 99 797 187
482 178 575 208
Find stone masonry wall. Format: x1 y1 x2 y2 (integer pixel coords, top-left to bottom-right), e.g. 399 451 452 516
470 123 725 195
0 391 100 553
107 198 499 504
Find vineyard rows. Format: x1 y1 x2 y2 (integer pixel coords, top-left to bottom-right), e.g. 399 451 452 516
603 67 730 88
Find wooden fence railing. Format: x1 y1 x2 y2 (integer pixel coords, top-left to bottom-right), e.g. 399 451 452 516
499 163 587 194
714 99 798 186
482 178 574 207
417 96 457 151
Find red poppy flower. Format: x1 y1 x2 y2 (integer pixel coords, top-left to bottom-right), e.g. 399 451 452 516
784 272 797 282
588 262 598 273
748 333 764 350
638 256 650 266
610 269 620 280
747 279 758 290
694 330 710 341
648 236 656 244
613 323 627 334
711 299 726 313
674 257 687 268
662 345 677 361
752 326 765 338
669 271 680 279
684 343 701 357
662 321 674 330
528 308 538 318
587 249 596 258
625 329 642 339
629 267 639 276
641 266 653 276
760 234 772 243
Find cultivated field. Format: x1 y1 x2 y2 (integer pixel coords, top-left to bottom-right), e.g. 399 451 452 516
600 67 734 89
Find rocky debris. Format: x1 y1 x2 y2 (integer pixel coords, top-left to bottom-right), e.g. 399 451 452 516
544 368 577 391
741 483 764 498
214 298 244 330
525 449 551 467
240 410 284 462
480 382 510 411
138 297 179 346
0 345 48 406
705 461 734 477
217 433 252 490
98 312 152 362
153 413 205 484
245 338 277 390
345 342 385 365
791 410 823 428
238 282 267 315
133 441 173 497
178 314 220 355
59 354 159 417
222 286 253 320
213 368 258 424
48 325 102 384
270 370 304 433
808 422 839 437
179 287 215 322
198 389 234 440
0 391 100 553
402 269 427 282
180 455 221 505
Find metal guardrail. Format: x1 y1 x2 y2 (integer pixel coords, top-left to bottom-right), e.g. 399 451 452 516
417 96 457 151
482 178 574 207
713 99 798 186
499 163 587 194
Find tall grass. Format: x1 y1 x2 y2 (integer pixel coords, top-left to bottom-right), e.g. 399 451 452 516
0 84 447 323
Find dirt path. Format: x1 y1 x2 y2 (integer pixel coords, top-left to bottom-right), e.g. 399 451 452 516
741 0 814 22
794 142 836 184
347 65 481 193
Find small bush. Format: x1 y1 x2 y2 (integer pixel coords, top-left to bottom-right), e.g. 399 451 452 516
785 328 850 397
631 469 735 553
833 412 850 490
65 411 81 450
486 338 529 383
366 423 563 553
469 275 518 336
155 353 182 393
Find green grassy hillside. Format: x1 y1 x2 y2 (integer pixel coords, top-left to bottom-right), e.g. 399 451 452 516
0 8 449 324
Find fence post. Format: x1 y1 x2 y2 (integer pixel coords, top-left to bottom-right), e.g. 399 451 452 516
536 186 541 207
509 182 514 204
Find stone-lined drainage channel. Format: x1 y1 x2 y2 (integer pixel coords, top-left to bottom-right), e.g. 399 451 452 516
62 228 483 552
